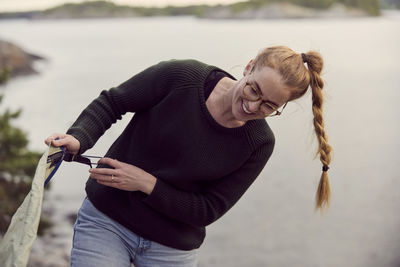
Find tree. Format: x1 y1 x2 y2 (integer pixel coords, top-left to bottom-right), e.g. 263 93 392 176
0 96 40 178
0 94 48 234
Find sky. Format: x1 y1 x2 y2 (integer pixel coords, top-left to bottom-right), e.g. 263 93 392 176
0 0 241 12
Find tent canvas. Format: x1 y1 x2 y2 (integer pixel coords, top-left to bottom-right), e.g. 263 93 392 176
0 145 63 267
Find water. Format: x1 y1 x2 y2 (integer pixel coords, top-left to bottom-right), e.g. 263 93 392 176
1 15 399 267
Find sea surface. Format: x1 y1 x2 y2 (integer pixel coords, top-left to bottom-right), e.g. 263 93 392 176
0 14 399 267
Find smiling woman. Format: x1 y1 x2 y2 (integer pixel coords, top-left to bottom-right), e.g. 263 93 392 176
44 45 331 266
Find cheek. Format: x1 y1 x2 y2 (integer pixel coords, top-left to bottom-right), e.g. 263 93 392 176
231 98 243 119
233 86 244 103
232 99 240 115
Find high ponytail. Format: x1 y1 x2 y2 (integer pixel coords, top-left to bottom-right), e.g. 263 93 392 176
303 51 332 211
253 46 333 211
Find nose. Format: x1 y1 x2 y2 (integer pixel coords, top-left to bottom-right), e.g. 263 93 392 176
247 99 262 112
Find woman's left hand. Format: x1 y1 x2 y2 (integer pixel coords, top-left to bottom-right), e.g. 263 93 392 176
89 157 157 194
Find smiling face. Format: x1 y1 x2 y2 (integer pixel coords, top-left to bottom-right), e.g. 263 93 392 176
231 63 291 122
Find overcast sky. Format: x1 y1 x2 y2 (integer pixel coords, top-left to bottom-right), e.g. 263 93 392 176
0 0 241 12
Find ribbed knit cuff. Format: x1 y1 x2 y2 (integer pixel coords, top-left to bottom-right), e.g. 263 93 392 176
141 178 169 207
66 128 93 155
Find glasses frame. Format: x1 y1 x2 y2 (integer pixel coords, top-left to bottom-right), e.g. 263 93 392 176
242 80 287 117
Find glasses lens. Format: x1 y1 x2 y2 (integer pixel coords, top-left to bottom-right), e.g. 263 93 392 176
243 84 260 101
261 102 286 117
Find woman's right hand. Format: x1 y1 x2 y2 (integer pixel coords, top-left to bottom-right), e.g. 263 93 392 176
44 133 81 155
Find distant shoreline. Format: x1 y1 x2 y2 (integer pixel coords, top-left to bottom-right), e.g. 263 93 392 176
0 0 389 20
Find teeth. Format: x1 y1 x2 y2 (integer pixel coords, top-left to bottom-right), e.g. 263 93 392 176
242 102 252 114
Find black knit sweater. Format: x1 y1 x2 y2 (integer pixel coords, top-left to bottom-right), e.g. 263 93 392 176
66 59 275 250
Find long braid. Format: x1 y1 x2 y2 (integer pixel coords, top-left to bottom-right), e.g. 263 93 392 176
253 46 333 210
304 51 332 210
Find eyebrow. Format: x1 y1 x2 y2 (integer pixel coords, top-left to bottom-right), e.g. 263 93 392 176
253 80 279 107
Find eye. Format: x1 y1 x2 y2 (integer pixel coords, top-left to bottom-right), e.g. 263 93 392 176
249 85 258 96
261 103 272 113
263 103 271 110
263 102 278 111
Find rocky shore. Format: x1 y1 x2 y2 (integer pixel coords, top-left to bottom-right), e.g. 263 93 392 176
0 39 45 83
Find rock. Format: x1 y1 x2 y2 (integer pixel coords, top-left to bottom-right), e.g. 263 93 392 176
0 39 45 81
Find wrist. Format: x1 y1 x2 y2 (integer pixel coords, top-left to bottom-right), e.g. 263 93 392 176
141 174 157 195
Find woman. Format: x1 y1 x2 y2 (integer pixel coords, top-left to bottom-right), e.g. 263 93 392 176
45 46 332 266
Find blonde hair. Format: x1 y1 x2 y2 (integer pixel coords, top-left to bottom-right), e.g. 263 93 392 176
253 46 332 211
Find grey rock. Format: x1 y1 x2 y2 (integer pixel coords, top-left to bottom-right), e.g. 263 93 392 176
0 39 45 80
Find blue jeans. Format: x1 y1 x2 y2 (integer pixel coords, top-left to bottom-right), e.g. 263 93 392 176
71 198 199 267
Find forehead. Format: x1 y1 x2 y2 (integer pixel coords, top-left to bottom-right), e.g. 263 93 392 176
250 66 291 103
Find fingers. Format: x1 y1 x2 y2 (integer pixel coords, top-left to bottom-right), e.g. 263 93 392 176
97 179 120 189
89 169 119 184
52 137 70 148
44 133 80 154
98 157 123 168
89 173 117 183
44 133 67 146
89 168 116 177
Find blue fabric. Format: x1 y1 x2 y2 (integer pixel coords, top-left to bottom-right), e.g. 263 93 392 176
44 145 65 186
71 198 199 267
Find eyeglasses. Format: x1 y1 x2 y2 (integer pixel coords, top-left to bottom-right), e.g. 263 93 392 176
242 81 287 117
45 145 101 186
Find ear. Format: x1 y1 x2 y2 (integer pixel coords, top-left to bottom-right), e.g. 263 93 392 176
243 59 254 76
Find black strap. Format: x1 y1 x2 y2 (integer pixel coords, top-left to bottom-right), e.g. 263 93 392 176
64 153 99 168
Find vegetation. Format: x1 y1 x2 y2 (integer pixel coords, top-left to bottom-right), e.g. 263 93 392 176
42 0 138 17
245 0 380 15
0 67 11 85
338 0 380 15
246 0 336 9
50 0 382 16
0 94 50 235
40 1 213 18
381 0 400 9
